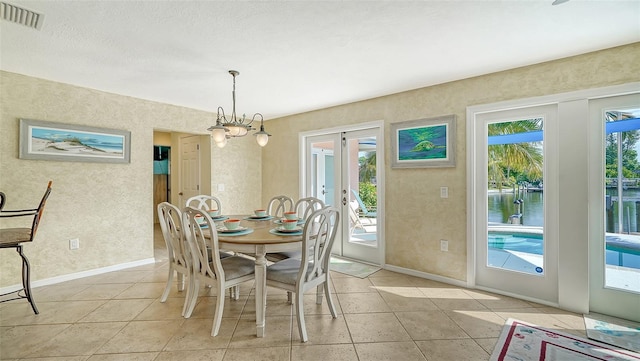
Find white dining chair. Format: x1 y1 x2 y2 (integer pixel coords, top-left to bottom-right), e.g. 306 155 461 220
267 195 294 218
182 207 255 336
157 202 191 316
266 206 340 342
266 196 325 264
294 197 324 221
186 194 235 257
186 195 222 214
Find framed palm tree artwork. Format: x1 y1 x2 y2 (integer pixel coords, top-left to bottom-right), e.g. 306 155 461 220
391 115 456 168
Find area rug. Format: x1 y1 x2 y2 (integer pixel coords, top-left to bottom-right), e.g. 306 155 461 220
329 257 380 278
584 313 640 353
490 318 640 361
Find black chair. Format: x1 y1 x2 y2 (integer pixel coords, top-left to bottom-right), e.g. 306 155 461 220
0 181 53 314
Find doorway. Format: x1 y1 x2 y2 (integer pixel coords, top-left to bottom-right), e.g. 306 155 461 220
589 93 640 322
473 104 559 303
301 122 384 265
153 145 170 223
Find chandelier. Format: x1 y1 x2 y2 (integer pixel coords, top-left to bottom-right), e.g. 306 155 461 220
208 70 271 148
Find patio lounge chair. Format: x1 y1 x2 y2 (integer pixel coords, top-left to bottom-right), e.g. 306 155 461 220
351 189 376 218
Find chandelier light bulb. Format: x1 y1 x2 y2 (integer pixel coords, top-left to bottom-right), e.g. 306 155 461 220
215 137 227 148
256 133 269 147
211 128 226 143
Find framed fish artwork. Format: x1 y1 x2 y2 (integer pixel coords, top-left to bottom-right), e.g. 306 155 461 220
391 115 456 168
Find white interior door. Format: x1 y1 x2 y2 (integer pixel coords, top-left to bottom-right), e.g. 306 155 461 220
179 135 201 206
589 93 640 322
474 104 559 303
303 124 384 265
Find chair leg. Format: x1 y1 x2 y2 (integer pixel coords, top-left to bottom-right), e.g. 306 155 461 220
324 280 337 318
183 278 199 318
160 267 174 302
315 284 323 304
211 283 225 336
229 285 240 300
17 245 38 315
181 273 192 317
177 271 185 292
294 291 308 342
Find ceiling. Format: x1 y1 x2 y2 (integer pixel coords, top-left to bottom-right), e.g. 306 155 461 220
1 1 638 120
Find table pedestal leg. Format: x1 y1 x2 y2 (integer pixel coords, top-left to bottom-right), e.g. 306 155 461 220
255 246 267 337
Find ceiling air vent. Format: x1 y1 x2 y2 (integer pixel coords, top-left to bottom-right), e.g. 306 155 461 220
0 2 44 30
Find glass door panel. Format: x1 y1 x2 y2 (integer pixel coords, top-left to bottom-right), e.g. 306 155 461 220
487 118 544 275
589 94 640 322
308 138 337 206
475 105 558 303
342 130 380 264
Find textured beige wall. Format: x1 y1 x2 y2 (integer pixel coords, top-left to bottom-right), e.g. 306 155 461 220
0 72 261 288
262 42 640 281
1 43 637 288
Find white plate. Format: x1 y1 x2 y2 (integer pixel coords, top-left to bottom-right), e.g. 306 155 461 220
276 226 302 233
275 218 304 224
218 226 247 233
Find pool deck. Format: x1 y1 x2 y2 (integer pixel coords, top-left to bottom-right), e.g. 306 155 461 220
488 237 640 293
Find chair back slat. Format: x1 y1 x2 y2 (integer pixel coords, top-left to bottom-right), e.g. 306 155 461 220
186 195 222 214
157 202 190 268
267 195 294 217
300 206 339 283
294 197 324 221
182 207 223 282
31 181 53 241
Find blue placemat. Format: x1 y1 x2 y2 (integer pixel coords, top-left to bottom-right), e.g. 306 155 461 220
269 228 303 236
216 228 254 236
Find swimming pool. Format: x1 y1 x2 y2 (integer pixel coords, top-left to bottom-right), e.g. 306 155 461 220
487 230 640 269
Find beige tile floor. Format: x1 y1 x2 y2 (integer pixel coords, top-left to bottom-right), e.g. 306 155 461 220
0 225 589 361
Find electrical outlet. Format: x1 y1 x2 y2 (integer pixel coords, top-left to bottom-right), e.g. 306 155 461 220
69 238 79 250
440 187 448 198
440 239 448 252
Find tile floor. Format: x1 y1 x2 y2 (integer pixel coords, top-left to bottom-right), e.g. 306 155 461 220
0 226 590 361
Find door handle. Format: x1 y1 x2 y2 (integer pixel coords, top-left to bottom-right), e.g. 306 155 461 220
179 192 183 196
342 197 347 206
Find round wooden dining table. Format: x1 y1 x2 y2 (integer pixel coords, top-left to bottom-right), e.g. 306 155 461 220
215 215 302 338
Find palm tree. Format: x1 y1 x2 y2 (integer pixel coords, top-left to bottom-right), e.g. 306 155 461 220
359 152 376 183
488 118 543 191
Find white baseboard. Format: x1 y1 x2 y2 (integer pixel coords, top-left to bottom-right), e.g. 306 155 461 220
384 263 468 288
0 258 156 295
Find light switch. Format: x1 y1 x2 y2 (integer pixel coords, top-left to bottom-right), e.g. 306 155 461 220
440 187 448 198
217 184 225 191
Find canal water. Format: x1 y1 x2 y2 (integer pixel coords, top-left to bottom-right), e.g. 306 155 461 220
605 188 640 234
488 190 543 227
488 188 640 233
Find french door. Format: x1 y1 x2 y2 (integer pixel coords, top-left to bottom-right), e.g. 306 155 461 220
473 104 559 303
303 125 384 265
589 93 640 322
